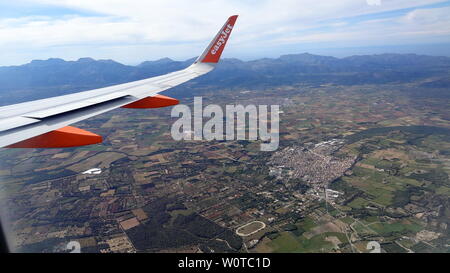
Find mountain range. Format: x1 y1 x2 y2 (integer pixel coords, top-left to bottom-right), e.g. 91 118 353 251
1 53 449 106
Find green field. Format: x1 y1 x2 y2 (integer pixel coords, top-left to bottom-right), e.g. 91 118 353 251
267 231 349 253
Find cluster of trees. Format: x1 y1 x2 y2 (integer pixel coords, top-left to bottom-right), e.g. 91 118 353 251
126 197 242 251
393 185 424 207
347 126 450 145
173 213 226 239
410 169 449 186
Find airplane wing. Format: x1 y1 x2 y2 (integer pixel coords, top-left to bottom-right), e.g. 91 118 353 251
0 15 238 148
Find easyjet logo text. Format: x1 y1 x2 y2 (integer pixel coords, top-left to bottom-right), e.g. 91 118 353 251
211 24 233 55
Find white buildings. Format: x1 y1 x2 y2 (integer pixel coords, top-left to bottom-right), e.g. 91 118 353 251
82 168 102 175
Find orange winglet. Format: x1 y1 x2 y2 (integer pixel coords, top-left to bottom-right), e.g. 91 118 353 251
121 94 179 109
6 126 102 148
201 15 238 63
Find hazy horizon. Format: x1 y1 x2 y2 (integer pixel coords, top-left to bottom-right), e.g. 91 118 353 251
1 0 450 66
3 42 450 67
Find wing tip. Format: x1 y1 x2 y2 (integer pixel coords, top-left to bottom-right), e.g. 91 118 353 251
228 15 238 25
196 15 238 64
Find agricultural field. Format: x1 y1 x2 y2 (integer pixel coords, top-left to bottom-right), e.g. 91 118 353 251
1 82 449 253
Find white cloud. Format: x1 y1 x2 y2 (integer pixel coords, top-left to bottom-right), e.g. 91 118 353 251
0 0 449 65
366 0 382 6
274 5 450 44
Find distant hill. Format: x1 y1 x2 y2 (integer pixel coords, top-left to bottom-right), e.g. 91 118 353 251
1 53 449 106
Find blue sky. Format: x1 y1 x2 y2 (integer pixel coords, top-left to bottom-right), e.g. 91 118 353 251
0 0 450 65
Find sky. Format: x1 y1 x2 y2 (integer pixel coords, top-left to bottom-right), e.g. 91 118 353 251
0 0 450 66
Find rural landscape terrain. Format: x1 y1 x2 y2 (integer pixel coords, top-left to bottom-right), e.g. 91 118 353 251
0 53 449 253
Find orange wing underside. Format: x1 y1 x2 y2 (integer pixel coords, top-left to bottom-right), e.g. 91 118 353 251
6 126 102 148
7 95 179 148
121 94 179 109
